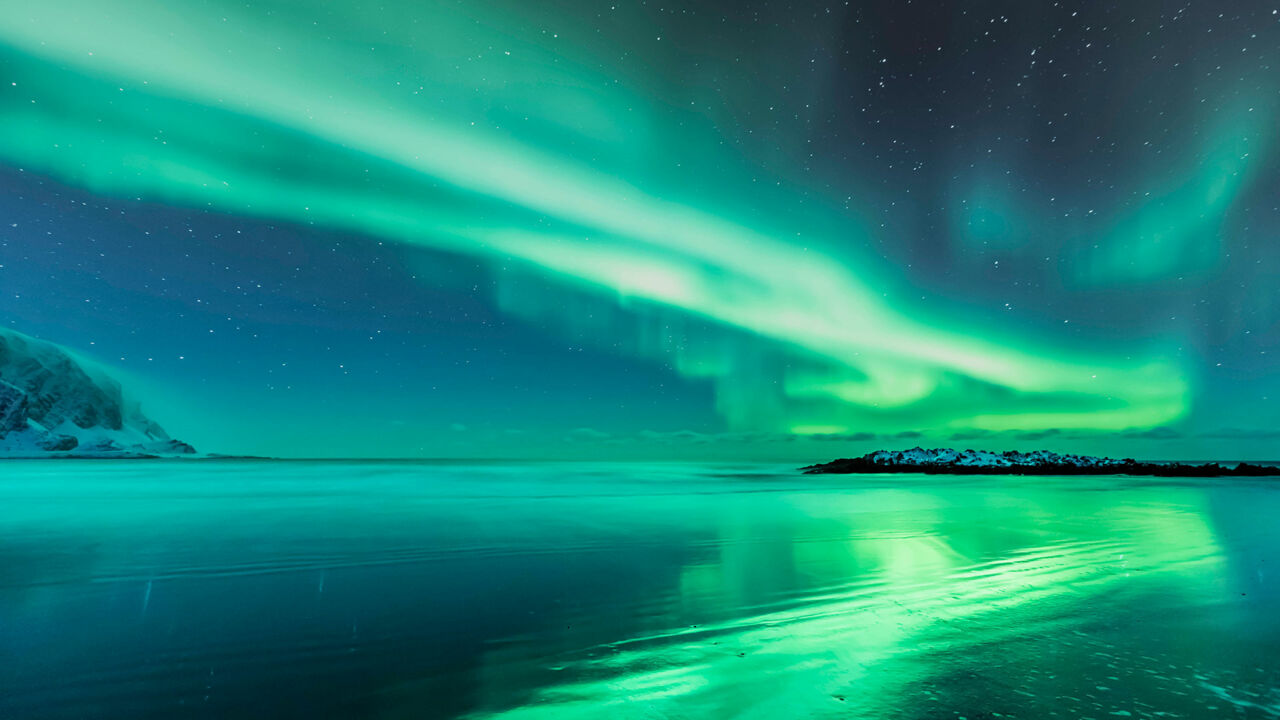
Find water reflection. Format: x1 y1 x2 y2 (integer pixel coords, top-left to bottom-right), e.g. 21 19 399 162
465 487 1244 719
0 462 1276 720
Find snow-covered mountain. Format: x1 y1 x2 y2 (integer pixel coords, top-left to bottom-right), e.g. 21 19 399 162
0 329 194 458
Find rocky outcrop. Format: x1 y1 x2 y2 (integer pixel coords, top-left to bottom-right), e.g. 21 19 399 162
803 447 1275 477
0 330 195 457
0 380 28 434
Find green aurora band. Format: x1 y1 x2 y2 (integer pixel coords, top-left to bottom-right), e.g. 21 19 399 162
3 0 1259 437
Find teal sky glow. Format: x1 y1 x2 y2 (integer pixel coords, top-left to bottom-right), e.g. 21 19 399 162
0 0 1276 458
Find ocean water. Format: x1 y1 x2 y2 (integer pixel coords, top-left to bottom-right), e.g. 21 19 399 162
1 461 1278 719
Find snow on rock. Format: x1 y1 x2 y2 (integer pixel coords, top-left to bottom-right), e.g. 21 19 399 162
804 446 1273 477
863 447 1127 469
0 329 195 458
0 380 27 434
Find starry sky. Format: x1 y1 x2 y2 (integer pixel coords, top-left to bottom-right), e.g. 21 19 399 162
0 0 1277 459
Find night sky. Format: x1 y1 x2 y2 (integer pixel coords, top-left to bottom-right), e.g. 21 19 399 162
0 0 1277 459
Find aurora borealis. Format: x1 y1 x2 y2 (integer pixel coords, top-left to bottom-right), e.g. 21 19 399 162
0 1 1277 458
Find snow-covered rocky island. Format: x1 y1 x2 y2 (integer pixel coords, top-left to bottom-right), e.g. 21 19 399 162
0 329 195 458
804 447 1275 477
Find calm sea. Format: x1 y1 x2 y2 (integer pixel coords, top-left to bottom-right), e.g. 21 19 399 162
1 460 1278 719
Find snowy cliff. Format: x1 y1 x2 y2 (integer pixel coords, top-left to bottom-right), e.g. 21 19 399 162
0 330 194 457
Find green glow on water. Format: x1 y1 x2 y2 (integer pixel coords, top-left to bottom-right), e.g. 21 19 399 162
2 462 1277 718
462 487 1228 719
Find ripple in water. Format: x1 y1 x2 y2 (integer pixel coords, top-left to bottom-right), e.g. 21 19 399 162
0 461 1277 719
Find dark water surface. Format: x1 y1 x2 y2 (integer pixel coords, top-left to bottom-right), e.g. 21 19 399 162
1 460 1278 719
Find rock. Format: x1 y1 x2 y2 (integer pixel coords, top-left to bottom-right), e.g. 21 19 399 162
36 434 79 452
803 447 1275 477
137 439 197 455
0 380 28 435
0 329 194 457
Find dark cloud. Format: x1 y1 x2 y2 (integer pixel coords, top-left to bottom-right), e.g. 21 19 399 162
1118 426 1183 440
1197 428 1280 440
808 432 878 442
1012 428 1062 441
629 429 883 445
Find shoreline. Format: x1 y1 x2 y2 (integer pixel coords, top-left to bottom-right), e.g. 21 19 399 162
804 448 1278 477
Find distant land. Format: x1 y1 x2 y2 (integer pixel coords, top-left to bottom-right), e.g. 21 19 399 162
804 448 1276 477
0 329 195 458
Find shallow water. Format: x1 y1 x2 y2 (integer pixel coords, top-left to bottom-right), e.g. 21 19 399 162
1 460 1278 719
